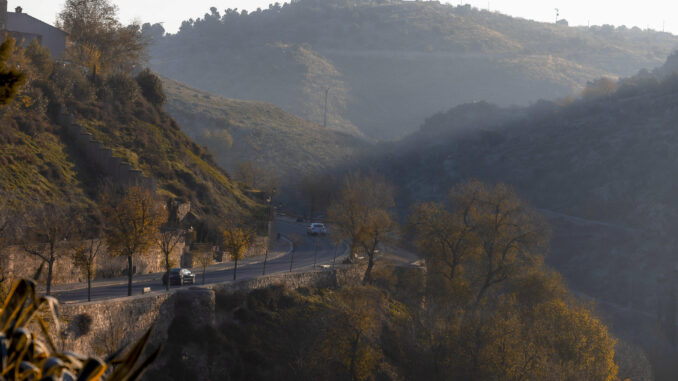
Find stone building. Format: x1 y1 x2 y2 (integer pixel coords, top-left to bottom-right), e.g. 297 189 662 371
0 1 67 57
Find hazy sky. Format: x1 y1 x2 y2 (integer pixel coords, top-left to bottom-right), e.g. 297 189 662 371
9 0 678 35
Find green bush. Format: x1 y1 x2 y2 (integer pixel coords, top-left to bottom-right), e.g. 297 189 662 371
135 69 166 106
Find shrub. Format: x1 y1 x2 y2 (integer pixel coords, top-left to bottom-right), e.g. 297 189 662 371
104 73 141 103
135 68 166 106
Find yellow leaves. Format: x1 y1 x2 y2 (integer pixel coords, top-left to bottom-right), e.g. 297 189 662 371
102 186 165 258
410 180 549 305
328 172 396 269
222 224 254 262
313 286 389 381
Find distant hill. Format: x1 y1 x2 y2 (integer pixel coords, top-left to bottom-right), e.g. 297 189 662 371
147 0 678 139
356 58 678 374
383 60 678 231
161 77 369 182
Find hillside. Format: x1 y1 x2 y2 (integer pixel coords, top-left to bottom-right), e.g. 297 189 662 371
363 57 678 377
161 77 369 182
148 0 678 139
0 41 261 226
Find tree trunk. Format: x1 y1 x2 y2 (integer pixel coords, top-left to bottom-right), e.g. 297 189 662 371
233 256 238 281
363 252 375 285
46 257 54 296
127 255 133 296
332 244 339 268
87 267 91 302
165 256 170 291
349 333 360 381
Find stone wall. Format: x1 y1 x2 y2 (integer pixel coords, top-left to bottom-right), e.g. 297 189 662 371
59 265 364 355
2 241 185 287
60 113 156 192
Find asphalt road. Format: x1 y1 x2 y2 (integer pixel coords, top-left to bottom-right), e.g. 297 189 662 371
52 219 347 303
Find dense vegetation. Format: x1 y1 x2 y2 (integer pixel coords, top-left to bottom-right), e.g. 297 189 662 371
161 77 368 182
147 0 678 139
148 264 622 380
353 52 678 379
144 181 657 380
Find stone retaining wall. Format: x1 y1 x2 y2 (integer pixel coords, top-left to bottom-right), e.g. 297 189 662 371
3 241 184 287
60 112 155 192
59 265 364 355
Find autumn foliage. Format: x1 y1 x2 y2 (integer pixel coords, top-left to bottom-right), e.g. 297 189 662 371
102 186 165 296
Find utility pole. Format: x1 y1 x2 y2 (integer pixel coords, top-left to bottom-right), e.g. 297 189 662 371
323 87 330 128
554 8 559 24
262 193 273 275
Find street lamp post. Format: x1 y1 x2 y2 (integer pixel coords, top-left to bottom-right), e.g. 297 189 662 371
332 243 339 268
313 237 319 269
262 192 274 275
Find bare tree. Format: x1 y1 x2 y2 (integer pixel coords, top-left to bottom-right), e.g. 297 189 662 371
327 172 396 282
72 237 105 302
158 200 186 291
234 161 281 196
409 180 548 306
193 247 214 284
22 203 78 295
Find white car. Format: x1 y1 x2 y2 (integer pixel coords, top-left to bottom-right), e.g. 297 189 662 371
306 223 327 235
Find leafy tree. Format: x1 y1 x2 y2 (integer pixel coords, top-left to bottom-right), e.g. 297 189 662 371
57 0 147 74
21 203 78 296
327 171 396 281
102 186 165 296
409 201 473 298
223 220 254 280
0 38 25 106
410 180 548 306
314 286 388 381
135 68 166 106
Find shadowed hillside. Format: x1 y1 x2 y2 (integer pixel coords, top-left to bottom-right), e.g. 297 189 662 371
147 0 678 139
364 55 678 378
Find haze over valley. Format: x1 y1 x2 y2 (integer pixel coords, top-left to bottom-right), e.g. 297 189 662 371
3 0 678 380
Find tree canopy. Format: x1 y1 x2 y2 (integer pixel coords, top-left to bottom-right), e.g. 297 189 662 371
58 0 147 73
0 38 25 106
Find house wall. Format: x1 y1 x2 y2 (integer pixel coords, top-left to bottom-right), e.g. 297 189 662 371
0 1 7 31
7 12 66 57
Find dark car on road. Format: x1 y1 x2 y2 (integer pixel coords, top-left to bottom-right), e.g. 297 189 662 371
162 268 196 286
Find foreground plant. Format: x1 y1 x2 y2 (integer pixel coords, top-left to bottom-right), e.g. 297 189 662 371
0 279 159 380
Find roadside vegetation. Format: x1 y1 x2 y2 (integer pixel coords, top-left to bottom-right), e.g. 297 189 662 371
0 0 264 294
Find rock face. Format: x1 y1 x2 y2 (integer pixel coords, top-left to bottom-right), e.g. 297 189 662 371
58 266 364 356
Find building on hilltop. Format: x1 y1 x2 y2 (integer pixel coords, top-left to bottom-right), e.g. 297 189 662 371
0 1 67 58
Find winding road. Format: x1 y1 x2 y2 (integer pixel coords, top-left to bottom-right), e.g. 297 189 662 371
51 219 347 303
